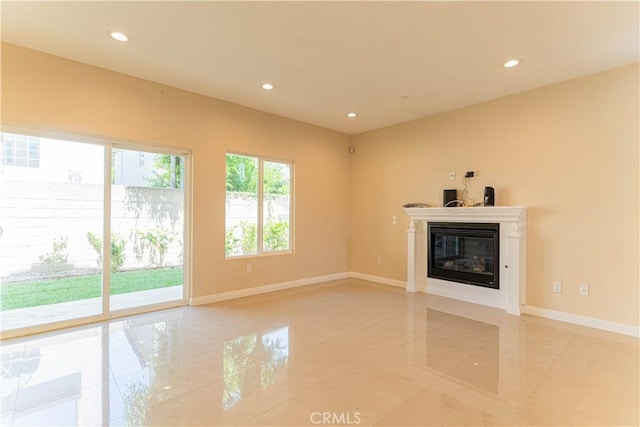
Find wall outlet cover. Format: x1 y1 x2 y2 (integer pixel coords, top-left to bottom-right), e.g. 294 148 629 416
579 283 589 296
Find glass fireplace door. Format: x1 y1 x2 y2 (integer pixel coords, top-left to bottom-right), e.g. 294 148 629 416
428 222 499 289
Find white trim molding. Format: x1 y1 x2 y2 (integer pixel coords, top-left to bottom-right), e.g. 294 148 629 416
349 272 639 337
191 272 406 307
188 269 638 338
524 305 640 337
189 272 349 305
349 272 406 288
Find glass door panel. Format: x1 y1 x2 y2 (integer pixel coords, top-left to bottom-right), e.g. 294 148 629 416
0 133 104 331
109 148 185 311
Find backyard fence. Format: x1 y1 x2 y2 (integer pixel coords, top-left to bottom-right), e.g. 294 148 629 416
0 180 184 281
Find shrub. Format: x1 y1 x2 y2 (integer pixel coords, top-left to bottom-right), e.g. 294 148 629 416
133 226 176 267
264 222 289 251
225 228 240 256
39 236 69 273
110 234 127 272
225 221 288 255
86 231 127 272
225 221 257 256
240 222 257 255
87 232 103 267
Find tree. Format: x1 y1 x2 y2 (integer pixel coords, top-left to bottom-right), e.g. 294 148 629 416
146 155 182 189
226 154 257 193
225 154 289 195
263 161 289 195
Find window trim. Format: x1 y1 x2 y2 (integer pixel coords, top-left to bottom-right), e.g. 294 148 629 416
1 133 40 168
225 151 294 259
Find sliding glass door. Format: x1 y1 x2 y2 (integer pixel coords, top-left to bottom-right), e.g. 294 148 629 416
0 134 105 331
0 131 189 336
109 148 185 311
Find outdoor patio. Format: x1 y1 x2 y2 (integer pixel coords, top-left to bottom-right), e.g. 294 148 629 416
0 286 184 332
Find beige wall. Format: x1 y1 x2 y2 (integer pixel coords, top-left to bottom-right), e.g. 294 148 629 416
0 43 351 298
349 64 639 326
2 43 638 327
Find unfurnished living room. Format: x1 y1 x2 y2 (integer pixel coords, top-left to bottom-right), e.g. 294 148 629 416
0 1 638 426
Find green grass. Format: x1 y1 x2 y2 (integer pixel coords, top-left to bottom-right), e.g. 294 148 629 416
1 267 183 311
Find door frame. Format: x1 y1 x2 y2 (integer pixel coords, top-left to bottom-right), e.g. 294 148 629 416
0 125 192 339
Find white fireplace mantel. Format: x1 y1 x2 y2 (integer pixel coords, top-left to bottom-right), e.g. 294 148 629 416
405 206 527 315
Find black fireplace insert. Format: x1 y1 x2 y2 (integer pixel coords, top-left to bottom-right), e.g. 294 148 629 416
428 222 499 289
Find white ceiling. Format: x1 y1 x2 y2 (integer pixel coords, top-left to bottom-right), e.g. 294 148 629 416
1 1 638 135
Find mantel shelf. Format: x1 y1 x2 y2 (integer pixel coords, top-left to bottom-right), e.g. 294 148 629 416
404 206 526 223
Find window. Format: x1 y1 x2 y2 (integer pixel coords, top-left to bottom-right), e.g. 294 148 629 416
225 153 292 257
2 133 40 168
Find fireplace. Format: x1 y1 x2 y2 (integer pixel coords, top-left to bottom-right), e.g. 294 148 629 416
404 206 526 315
428 222 499 289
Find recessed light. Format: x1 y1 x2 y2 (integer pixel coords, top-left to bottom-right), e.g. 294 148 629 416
108 30 129 42
503 59 520 68
346 112 357 118
261 83 274 90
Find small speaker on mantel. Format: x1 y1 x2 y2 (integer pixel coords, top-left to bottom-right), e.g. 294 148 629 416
443 189 457 207
484 187 495 206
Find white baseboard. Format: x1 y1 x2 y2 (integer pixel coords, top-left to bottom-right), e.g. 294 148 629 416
189 270 639 338
524 305 639 337
348 272 639 338
348 272 406 289
190 272 349 306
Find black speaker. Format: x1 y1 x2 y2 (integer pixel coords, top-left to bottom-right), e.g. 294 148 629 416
484 187 495 206
443 189 457 207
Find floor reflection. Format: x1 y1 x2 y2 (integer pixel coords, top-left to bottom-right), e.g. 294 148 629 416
223 327 289 409
113 318 176 426
1 330 108 426
2 348 41 400
111 318 291 424
426 309 499 394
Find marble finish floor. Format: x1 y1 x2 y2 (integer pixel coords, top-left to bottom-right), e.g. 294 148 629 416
1 278 638 426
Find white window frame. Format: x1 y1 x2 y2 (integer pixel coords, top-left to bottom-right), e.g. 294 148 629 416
2 133 40 168
225 152 294 258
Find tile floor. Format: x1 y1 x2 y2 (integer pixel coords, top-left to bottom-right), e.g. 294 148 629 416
1 278 638 426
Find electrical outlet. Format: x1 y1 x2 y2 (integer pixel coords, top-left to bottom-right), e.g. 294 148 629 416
553 281 562 293
392 216 398 225
376 257 382 265
465 170 476 178
449 172 456 180
246 264 252 274
579 283 589 296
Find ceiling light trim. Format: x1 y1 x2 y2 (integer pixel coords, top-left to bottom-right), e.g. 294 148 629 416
503 59 520 68
108 30 130 42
